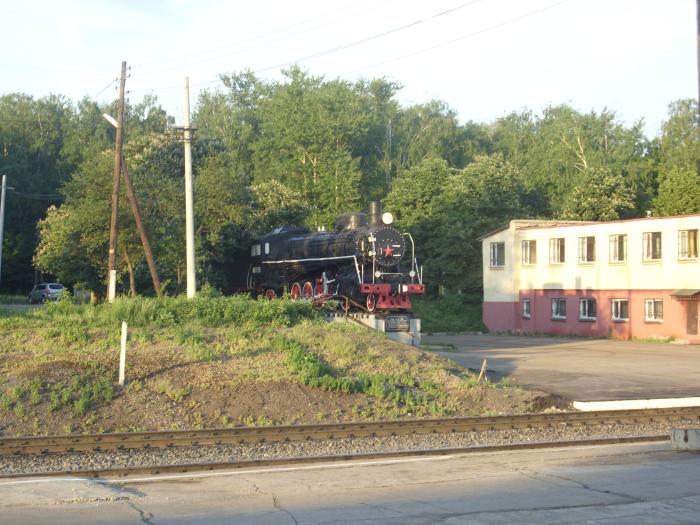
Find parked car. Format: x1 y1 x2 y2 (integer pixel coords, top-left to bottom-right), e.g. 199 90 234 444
28 283 65 304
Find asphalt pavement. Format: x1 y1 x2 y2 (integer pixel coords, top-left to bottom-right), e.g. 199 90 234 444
423 334 700 401
1 442 698 524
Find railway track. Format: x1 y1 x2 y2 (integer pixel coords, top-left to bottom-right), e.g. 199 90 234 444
2 406 698 456
0 434 670 479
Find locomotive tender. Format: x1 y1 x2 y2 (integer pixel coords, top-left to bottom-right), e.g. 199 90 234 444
247 202 425 311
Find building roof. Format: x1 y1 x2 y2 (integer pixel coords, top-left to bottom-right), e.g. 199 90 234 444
479 213 700 240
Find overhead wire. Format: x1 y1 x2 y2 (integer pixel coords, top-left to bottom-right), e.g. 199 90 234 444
340 0 573 76
129 0 486 95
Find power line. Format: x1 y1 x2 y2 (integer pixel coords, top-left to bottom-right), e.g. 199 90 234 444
253 0 484 74
340 0 573 76
130 0 485 95
133 0 385 74
8 189 64 201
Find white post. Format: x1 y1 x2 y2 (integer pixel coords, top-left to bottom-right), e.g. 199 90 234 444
183 76 196 298
0 175 6 286
119 321 127 386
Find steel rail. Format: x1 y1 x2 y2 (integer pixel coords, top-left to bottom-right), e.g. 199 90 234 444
1 407 698 456
0 434 669 479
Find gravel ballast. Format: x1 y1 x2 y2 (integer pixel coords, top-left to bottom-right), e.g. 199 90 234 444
0 421 685 476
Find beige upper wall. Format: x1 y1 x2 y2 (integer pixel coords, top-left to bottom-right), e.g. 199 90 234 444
482 216 700 302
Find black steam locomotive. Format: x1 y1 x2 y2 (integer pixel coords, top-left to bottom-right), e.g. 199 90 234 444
245 202 424 311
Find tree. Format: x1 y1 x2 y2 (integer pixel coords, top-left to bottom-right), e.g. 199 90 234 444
653 167 700 216
561 167 635 221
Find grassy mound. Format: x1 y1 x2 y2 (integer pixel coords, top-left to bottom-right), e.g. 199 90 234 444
0 295 544 437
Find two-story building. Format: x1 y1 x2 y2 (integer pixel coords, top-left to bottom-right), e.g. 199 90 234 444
481 214 700 343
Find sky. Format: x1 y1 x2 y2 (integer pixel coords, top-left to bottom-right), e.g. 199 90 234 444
2 0 696 137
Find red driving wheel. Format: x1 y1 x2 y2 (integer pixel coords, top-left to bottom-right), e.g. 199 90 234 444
290 282 301 300
302 281 314 300
366 293 376 312
265 289 276 300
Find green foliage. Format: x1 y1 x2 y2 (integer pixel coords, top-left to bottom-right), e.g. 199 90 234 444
653 167 700 216
561 167 635 221
3 69 696 298
412 294 487 333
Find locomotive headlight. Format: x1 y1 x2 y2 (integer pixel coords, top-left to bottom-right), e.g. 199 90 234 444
374 271 382 278
381 212 394 225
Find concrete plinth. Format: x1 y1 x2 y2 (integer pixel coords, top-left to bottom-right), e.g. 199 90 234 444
672 428 700 451
325 312 421 347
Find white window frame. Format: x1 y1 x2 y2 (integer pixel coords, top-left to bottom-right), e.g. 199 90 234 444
611 299 629 321
522 298 531 319
578 236 596 263
521 240 536 265
609 234 627 263
642 232 662 261
578 298 597 320
551 298 566 320
678 229 699 260
490 242 505 268
549 238 565 264
644 299 663 322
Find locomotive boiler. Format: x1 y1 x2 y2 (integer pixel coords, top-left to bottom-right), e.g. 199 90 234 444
246 202 424 311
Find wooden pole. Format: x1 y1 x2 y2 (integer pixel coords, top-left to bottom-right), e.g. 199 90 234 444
107 61 127 303
120 152 161 296
478 359 488 383
119 321 127 386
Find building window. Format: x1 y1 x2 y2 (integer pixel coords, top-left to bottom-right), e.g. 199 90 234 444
642 232 662 261
549 238 565 264
522 299 531 319
609 234 627 263
551 298 566 320
521 240 536 265
490 242 505 268
578 236 596 263
611 299 629 321
644 299 663 322
678 229 699 260
579 299 597 320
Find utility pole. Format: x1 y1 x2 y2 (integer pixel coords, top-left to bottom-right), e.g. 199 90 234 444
0 175 7 286
107 61 127 303
120 152 161 296
697 0 700 114
183 76 196 298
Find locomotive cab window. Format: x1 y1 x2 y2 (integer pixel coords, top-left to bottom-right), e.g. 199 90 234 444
251 244 262 256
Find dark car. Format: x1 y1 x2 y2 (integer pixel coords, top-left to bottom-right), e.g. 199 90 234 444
28 283 65 304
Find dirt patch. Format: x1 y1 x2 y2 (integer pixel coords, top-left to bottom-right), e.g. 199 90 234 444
0 317 566 437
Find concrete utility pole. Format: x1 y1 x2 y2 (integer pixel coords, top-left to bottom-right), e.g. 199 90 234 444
697 0 700 112
120 152 161 296
0 175 7 286
183 76 196 298
107 61 127 303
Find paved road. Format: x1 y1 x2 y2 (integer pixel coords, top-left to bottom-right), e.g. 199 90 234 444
423 334 700 401
1 442 698 524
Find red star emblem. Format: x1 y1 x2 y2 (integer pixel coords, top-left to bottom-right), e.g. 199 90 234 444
383 245 394 257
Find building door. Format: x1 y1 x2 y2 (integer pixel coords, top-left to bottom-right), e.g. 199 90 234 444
688 300 698 335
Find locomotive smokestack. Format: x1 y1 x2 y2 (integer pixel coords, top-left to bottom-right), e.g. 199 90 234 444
369 201 382 226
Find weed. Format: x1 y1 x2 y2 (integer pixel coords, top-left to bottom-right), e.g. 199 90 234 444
153 379 191 401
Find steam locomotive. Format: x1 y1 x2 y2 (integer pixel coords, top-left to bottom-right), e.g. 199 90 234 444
245 202 425 311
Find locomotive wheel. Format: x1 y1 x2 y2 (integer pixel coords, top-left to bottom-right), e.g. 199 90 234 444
366 293 376 312
290 282 302 300
302 281 314 300
265 289 277 300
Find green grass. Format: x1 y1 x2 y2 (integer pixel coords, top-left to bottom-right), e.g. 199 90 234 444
0 294 27 305
412 294 487 333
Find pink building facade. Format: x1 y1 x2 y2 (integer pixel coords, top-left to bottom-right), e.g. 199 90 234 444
481 215 700 344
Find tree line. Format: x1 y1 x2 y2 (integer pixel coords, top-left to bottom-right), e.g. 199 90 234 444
1 67 699 295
